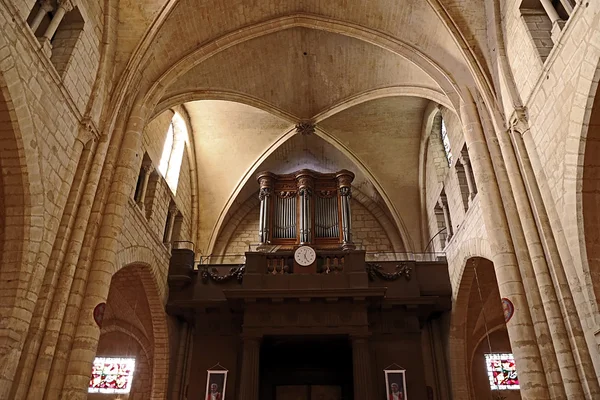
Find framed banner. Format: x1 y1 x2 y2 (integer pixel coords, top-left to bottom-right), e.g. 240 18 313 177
384 369 407 400
205 369 228 400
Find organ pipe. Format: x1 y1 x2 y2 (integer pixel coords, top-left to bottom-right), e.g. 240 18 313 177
337 171 355 250
256 169 354 247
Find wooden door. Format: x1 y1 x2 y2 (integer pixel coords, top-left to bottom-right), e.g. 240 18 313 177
311 385 342 400
275 385 342 400
276 385 309 400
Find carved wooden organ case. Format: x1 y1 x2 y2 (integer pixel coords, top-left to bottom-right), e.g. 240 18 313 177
257 169 355 249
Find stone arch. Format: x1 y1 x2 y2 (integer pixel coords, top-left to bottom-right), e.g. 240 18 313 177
447 238 494 400
0 37 46 393
449 252 518 400
141 14 464 113
98 259 170 400
580 59 600 311
154 90 297 123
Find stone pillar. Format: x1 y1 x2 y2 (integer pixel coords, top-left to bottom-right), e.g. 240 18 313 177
336 170 355 250
437 194 452 245
351 336 373 400
136 164 154 210
459 95 550 399
458 152 477 204
512 111 600 398
164 205 179 249
239 336 261 400
539 0 565 43
296 170 314 245
540 0 561 23
41 0 73 41
56 103 150 400
30 0 54 32
16 119 99 400
257 172 275 245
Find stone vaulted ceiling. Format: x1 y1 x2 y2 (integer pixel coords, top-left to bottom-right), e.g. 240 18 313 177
125 0 496 254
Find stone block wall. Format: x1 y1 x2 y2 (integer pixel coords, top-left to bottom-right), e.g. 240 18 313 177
425 106 474 253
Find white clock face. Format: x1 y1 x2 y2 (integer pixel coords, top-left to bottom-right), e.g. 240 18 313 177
294 246 316 266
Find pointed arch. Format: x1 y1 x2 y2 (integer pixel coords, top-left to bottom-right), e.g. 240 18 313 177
100 256 170 400
0 35 45 394
204 117 417 253
141 14 464 114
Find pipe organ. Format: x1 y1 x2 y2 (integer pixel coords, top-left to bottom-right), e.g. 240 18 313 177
257 169 355 249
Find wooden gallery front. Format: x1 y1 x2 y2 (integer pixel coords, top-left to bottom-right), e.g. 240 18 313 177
167 170 451 400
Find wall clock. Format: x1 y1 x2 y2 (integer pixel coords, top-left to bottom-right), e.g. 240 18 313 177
294 245 316 266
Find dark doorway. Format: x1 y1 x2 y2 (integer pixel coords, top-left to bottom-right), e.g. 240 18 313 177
259 335 354 400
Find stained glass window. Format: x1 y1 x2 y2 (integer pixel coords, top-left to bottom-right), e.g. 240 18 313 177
88 357 136 394
485 353 519 390
440 118 452 166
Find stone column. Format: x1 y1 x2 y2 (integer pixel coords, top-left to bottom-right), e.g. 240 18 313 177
57 104 150 400
17 119 99 400
459 95 550 399
257 172 275 245
539 0 565 43
136 164 154 210
30 0 54 32
458 153 477 204
164 205 179 249
437 195 452 245
336 170 355 250
41 0 73 41
351 336 373 400
239 336 261 400
511 111 600 398
296 170 314 245
540 0 561 23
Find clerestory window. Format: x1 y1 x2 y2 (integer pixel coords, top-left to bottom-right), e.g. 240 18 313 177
158 112 187 194
440 118 453 167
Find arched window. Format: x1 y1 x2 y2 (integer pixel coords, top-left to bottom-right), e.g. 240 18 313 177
158 112 187 194
440 117 452 166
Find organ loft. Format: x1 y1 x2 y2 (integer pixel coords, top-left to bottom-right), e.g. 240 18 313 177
167 168 452 400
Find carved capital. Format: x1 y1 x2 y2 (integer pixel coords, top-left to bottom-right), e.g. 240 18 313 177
298 186 312 197
258 187 271 201
295 121 315 136
38 0 54 12
509 107 529 136
168 205 179 217
437 194 448 209
256 171 276 189
295 170 315 192
77 117 99 145
335 169 355 189
57 0 74 12
142 163 154 174
339 186 351 198
458 152 470 167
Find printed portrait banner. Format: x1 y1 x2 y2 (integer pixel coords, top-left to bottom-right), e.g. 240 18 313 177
384 369 407 400
205 369 228 400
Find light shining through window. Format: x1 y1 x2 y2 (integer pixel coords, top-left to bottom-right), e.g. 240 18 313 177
485 353 519 390
88 357 136 394
441 118 452 166
158 112 188 194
